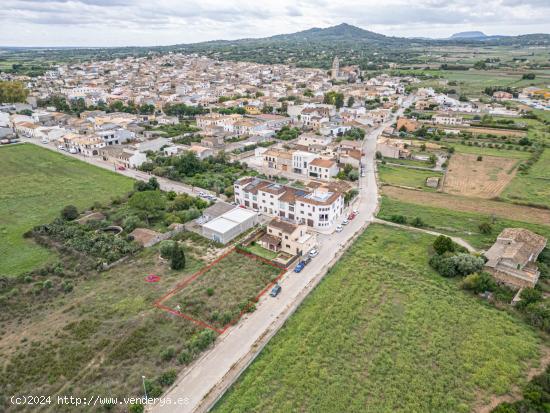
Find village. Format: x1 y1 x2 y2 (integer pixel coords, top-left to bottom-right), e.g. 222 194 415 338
1 48 549 413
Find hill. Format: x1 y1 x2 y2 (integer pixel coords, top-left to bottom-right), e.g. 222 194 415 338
450 31 488 39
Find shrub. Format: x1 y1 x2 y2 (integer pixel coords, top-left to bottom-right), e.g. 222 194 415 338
460 272 496 294
177 350 192 365
170 244 186 270
477 155 483 161
128 403 144 413
159 240 176 259
160 346 176 361
190 329 216 353
430 253 484 278
478 222 492 234
433 235 455 255
157 369 178 387
206 288 214 296
122 215 140 232
410 217 425 228
389 215 407 224
61 205 79 221
516 288 543 310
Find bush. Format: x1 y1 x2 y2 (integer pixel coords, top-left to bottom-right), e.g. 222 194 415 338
460 272 496 294
190 329 216 353
170 244 186 270
389 215 407 224
516 288 543 310
160 346 176 361
122 215 140 232
410 217 425 228
177 350 192 365
477 155 483 161
157 369 178 387
61 205 79 221
430 253 484 277
433 235 455 255
128 403 144 413
478 222 492 234
159 240 176 259
206 287 214 296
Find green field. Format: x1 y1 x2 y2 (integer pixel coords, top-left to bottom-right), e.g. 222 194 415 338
378 163 442 191
0 144 134 276
449 143 531 159
213 225 542 413
500 149 550 208
377 196 550 249
407 69 550 98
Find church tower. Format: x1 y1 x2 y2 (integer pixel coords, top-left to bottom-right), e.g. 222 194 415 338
331 56 340 80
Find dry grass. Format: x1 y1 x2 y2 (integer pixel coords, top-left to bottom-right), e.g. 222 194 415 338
443 153 519 198
382 186 550 225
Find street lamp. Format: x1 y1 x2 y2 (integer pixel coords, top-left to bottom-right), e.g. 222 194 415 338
142 375 148 399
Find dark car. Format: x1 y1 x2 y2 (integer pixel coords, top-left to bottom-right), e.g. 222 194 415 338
270 284 282 297
294 261 305 273
302 256 312 266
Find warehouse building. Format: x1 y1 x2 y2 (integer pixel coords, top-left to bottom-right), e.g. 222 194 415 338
201 207 258 244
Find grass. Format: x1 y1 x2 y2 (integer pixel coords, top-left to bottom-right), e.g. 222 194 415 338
0 245 208 412
163 251 281 329
500 149 550 208
0 144 134 276
378 163 442 191
377 195 550 249
449 143 531 159
382 156 433 168
213 225 542 413
246 243 279 260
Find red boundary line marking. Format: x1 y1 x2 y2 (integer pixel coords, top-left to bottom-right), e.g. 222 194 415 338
154 247 287 334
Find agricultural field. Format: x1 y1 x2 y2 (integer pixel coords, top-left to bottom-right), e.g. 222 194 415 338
381 186 550 226
213 225 544 413
443 153 519 198
448 143 531 159
500 149 550 208
161 250 282 331
0 144 134 276
377 196 550 249
378 163 443 191
405 68 550 98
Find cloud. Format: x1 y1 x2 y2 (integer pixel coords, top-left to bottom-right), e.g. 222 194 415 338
0 0 548 46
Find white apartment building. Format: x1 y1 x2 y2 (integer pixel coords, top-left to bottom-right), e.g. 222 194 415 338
433 113 464 126
234 177 344 230
292 150 317 175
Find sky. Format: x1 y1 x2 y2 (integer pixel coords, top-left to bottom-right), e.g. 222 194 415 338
1 0 549 47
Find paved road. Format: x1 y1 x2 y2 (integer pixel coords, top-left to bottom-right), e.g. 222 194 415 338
150 99 414 413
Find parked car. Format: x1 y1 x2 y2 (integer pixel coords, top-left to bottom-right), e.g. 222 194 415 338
348 213 356 220
335 225 343 233
309 248 319 258
353 209 359 215
342 219 349 225
117 165 126 171
302 256 312 266
270 284 282 297
41 138 49 144
294 261 305 273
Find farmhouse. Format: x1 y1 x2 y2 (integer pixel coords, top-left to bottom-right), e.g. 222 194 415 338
201 207 258 244
433 113 464 126
484 228 547 289
376 137 411 159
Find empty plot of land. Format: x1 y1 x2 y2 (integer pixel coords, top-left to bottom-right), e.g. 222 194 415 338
443 153 519 198
160 250 282 331
382 186 550 225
